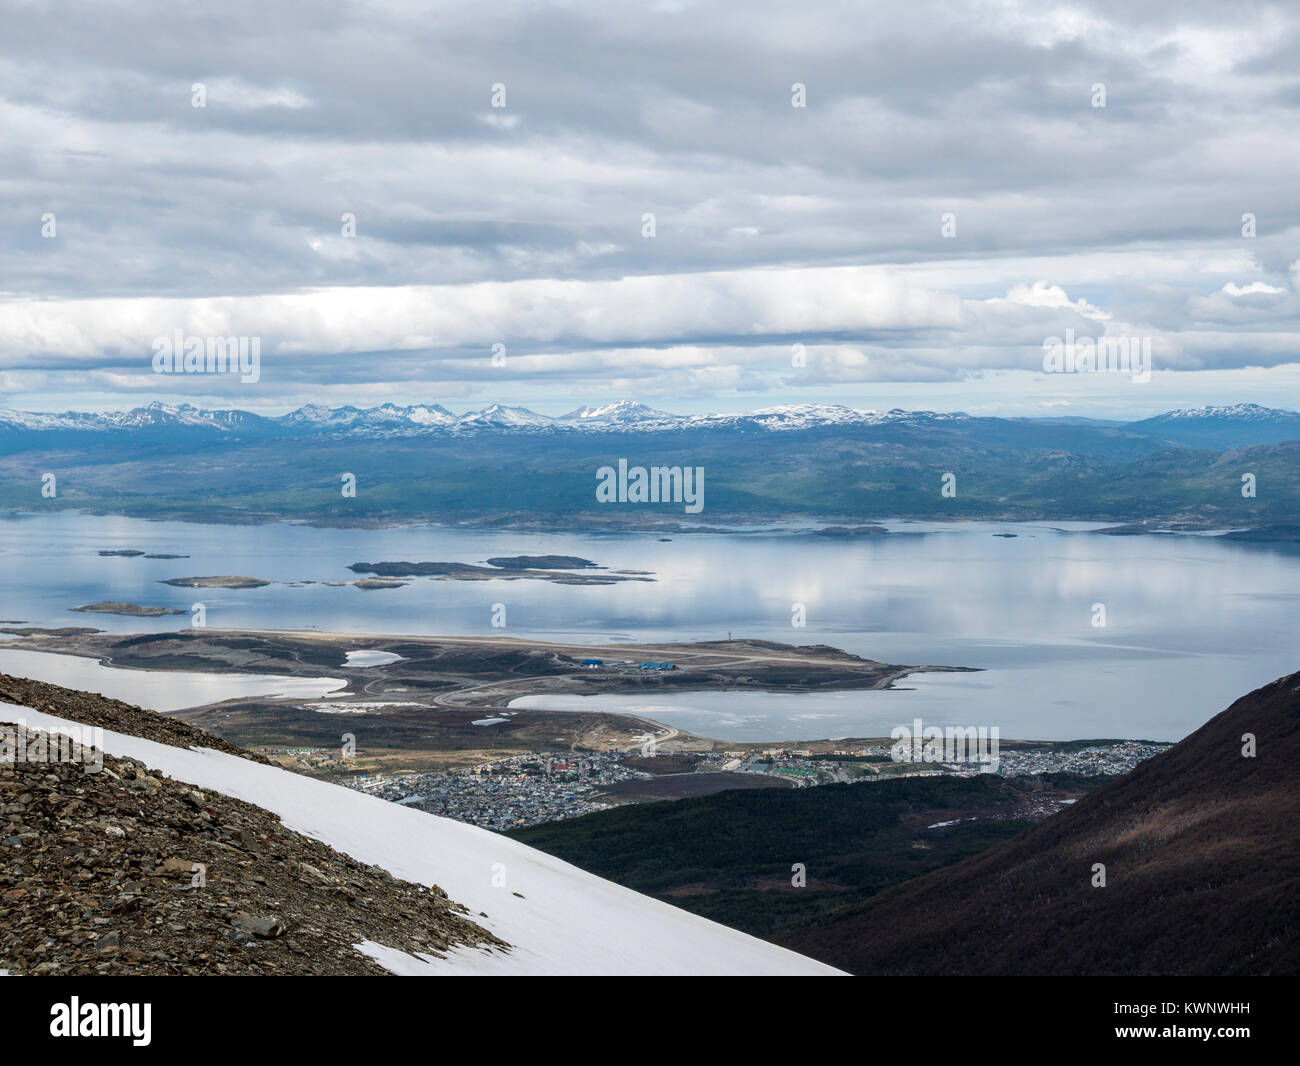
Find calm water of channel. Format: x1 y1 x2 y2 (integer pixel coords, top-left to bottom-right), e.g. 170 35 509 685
1 511 1296 741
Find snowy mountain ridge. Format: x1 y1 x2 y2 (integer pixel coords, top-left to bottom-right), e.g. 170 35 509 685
1 399 1296 440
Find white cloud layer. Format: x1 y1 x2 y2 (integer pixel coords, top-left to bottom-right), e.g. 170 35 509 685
0 0 1296 414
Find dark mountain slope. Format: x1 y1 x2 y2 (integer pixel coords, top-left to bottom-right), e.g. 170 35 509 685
781 672 1300 975
510 772 1107 938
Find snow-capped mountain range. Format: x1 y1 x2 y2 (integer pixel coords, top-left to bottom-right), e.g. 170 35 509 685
0 399 1025 435
1131 402 1295 425
0 400 1296 443
0 399 965 436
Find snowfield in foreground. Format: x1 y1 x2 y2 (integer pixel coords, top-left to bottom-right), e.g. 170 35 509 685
0 702 841 976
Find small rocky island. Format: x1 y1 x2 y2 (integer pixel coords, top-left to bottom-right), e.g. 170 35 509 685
96 549 190 558
349 559 651 585
484 555 599 569
72 602 187 617
160 576 271 589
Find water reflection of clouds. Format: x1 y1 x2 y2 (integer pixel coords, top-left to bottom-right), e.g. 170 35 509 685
4 515 1299 741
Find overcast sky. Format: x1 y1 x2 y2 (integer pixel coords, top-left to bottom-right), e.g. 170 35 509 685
1 0 1298 418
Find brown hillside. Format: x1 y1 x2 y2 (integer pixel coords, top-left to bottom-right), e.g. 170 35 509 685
781 671 1300 975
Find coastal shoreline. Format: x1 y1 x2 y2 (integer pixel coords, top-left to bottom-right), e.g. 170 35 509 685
0 628 976 768
0 504 1279 539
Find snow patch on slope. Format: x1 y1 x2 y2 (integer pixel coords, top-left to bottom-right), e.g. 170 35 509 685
0 703 840 976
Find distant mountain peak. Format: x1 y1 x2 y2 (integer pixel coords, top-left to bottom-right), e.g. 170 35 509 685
560 400 678 423
1125 403 1300 448
454 404 557 430
1140 402 1294 422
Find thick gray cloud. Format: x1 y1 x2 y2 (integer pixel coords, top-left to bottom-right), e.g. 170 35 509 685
0 0 1297 413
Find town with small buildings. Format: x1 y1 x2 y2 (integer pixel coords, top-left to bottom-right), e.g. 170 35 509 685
346 750 644 830
257 736 1174 832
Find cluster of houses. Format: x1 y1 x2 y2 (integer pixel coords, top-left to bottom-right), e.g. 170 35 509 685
344 750 649 830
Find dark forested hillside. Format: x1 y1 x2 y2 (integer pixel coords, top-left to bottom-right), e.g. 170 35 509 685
510 772 1107 937
781 672 1300 975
